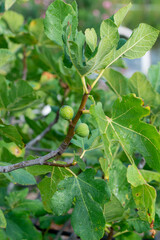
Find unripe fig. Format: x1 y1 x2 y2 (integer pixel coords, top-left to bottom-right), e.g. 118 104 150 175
75 123 89 137
60 105 74 120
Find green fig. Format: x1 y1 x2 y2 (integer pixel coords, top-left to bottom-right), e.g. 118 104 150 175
60 105 74 120
75 123 89 137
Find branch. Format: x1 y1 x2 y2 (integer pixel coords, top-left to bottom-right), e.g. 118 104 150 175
0 86 91 173
25 147 51 152
0 148 76 173
26 86 69 149
68 233 78 240
25 110 59 149
1 149 59 173
54 220 71 240
22 47 27 80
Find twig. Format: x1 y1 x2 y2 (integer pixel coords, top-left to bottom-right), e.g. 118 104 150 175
22 47 27 80
35 224 71 237
26 86 69 149
25 147 51 152
26 148 78 158
0 86 91 173
54 220 71 240
82 110 90 114
25 110 59 149
113 230 129 238
68 232 77 240
44 162 76 167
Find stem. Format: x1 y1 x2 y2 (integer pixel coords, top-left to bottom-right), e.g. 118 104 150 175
65 167 77 177
26 147 78 157
44 162 77 167
91 69 105 89
54 220 71 240
26 110 59 149
81 76 88 94
113 230 129 238
82 110 90 114
151 114 157 125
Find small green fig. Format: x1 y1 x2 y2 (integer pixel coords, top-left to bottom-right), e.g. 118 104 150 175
75 123 89 137
60 105 74 120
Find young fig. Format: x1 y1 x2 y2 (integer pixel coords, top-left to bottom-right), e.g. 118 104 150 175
75 123 89 138
60 105 74 120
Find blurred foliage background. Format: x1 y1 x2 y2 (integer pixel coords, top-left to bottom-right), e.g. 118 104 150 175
0 0 160 35
0 0 159 75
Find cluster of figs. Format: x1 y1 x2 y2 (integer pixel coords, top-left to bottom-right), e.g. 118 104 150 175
60 105 89 138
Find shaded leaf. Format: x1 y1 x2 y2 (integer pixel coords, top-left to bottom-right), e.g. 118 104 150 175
0 229 7 240
0 120 23 148
27 165 53 176
90 105 113 167
0 209 6 228
14 199 45 217
148 61 160 93
104 195 126 222
71 129 102 158
103 68 129 98
38 167 71 212
0 78 40 112
6 212 42 240
51 169 109 240
5 188 28 208
2 11 24 32
9 32 37 45
0 49 13 68
75 155 86 171
115 232 142 240
108 159 131 205
129 72 160 107
4 168 36 185
127 218 150 233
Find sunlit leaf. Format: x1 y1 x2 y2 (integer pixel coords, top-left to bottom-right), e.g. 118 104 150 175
0 209 6 228
90 94 160 172
113 3 132 27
